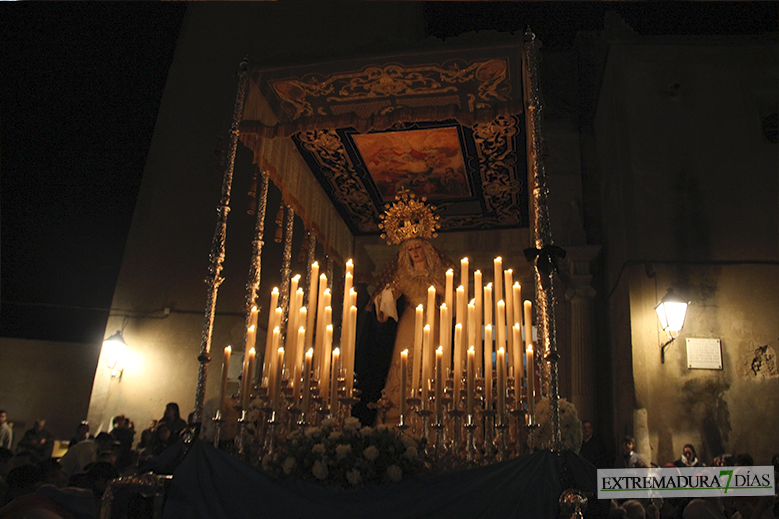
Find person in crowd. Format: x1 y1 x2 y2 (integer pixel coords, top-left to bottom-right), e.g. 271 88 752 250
0 411 12 451
674 444 704 468
147 424 177 458
0 464 43 507
615 436 647 468
110 415 136 471
157 403 187 437
16 420 53 461
580 420 609 468
59 431 118 479
67 421 93 448
37 459 67 489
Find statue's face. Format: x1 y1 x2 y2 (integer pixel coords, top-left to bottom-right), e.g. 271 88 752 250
405 240 426 266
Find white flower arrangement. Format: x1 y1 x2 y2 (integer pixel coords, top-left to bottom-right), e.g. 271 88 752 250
529 397 583 453
263 419 428 488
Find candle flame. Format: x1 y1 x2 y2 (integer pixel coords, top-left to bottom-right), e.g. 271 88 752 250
498 347 504 354
249 347 256 354
272 287 279 293
401 349 409 356
225 345 231 352
293 274 301 281
447 268 453 274
347 259 353 266
278 347 284 353
424 324 430 330
436 346 443 354
333 347 340 354
249 325 256 332
306 348 313 357
514 281 520 288
326 324 333 331
312 261 318 267
468 346 475 353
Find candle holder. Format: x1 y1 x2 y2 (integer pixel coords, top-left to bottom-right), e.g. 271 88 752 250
431 422 445 467
447 408 465 459
481 409 497 462
494 422 509 462
212 409 225 449
464 417 478 464
235 409 249 457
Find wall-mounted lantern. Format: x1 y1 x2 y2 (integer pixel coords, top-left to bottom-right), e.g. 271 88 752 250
655 288 689 363
102 331 127 380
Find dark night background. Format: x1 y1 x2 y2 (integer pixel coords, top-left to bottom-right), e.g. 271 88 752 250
1 2 775 344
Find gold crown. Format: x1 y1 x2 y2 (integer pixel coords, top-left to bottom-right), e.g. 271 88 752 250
379 191 440 245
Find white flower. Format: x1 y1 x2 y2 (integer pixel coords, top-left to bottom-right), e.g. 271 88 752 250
363 445 379 461
329 431 342 441
403 446 417 460
335 444 352 460
346 468 362 486
343 417 361 432
321 417 336 428
312 460 328 480
376 424 389 433
282 457 296 475
312 443 326 455
386 465 402 482
305 427 321 438
359 426 373 437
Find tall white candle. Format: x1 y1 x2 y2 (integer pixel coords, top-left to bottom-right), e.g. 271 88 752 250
513 323 523 404
460 258 469 314
292 324 306 402
306 262 319 352
493 257 503 313
453 323 463 408
314 275 328 377
467 300 476 357
271 346 284 417
301 348 313 416
342 270 353 350
320 323 333 404
400 349 408 419
496 300 506 368
330 347 341 414
484 324 493 409
289 275 301 330
421 325 431 404
482 283 492 374
474 270 482 363
268 327 280 399
412 304 424 395
445 269 454 320
262 288 279 383
512 282 522 329
435 346 444 422
455 285 465 330
467 346 475 417
527 342 535 423
504 269 514 370
439 303 448 372
345 305 357 396
497 346 506 423
426 285 436 334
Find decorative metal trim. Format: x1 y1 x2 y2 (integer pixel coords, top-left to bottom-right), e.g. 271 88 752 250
247 171 270 384
279 206 295 339
523 29 561 450
194 58 249 424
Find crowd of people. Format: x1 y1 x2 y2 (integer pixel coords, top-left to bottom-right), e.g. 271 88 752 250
0 403 190 518
0 408 776 518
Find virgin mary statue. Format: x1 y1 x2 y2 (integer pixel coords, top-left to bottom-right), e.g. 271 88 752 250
356 192 455 425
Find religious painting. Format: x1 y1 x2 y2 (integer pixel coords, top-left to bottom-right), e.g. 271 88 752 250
352 127 471 202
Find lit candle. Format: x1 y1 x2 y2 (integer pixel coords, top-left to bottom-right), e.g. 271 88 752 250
453 323 463 408
527 342 535 423
512 282 522 330
271 346 284 417
513 323 523 402
445 269 454 319
241 347 256 410
439 303 448 371
523 300 533 353
455 285 465 331
467 346 475 417
330 347 341 414
426 285 436 334
342 268 353 353
435 346 444 422
504 269 514 369
467 300 476 358
317 289 331 378
268 327 280 399
320 323 333 404
289 274 301 330
286 287 303 372
314 275 328 377
306 262 319 352
474 270 482 355
400 349 408 419
496 299 506 368
421 325 431 403
345 305 357 396
460 257 469 312
482 283 492 375
412 304 423 396
493 257 503 313
497 346 506 423
484 324 493 409
218 345 231 415
292 324 306 402
262 288 279 383
246 323 257 366
301 348 313 416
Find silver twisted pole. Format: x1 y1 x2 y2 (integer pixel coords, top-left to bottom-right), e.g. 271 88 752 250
523 28 561 450
193 58 249 424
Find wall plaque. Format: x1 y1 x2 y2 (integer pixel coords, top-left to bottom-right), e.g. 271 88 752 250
686 338 723 370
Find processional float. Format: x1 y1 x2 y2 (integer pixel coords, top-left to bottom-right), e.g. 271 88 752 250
179 27 582 514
